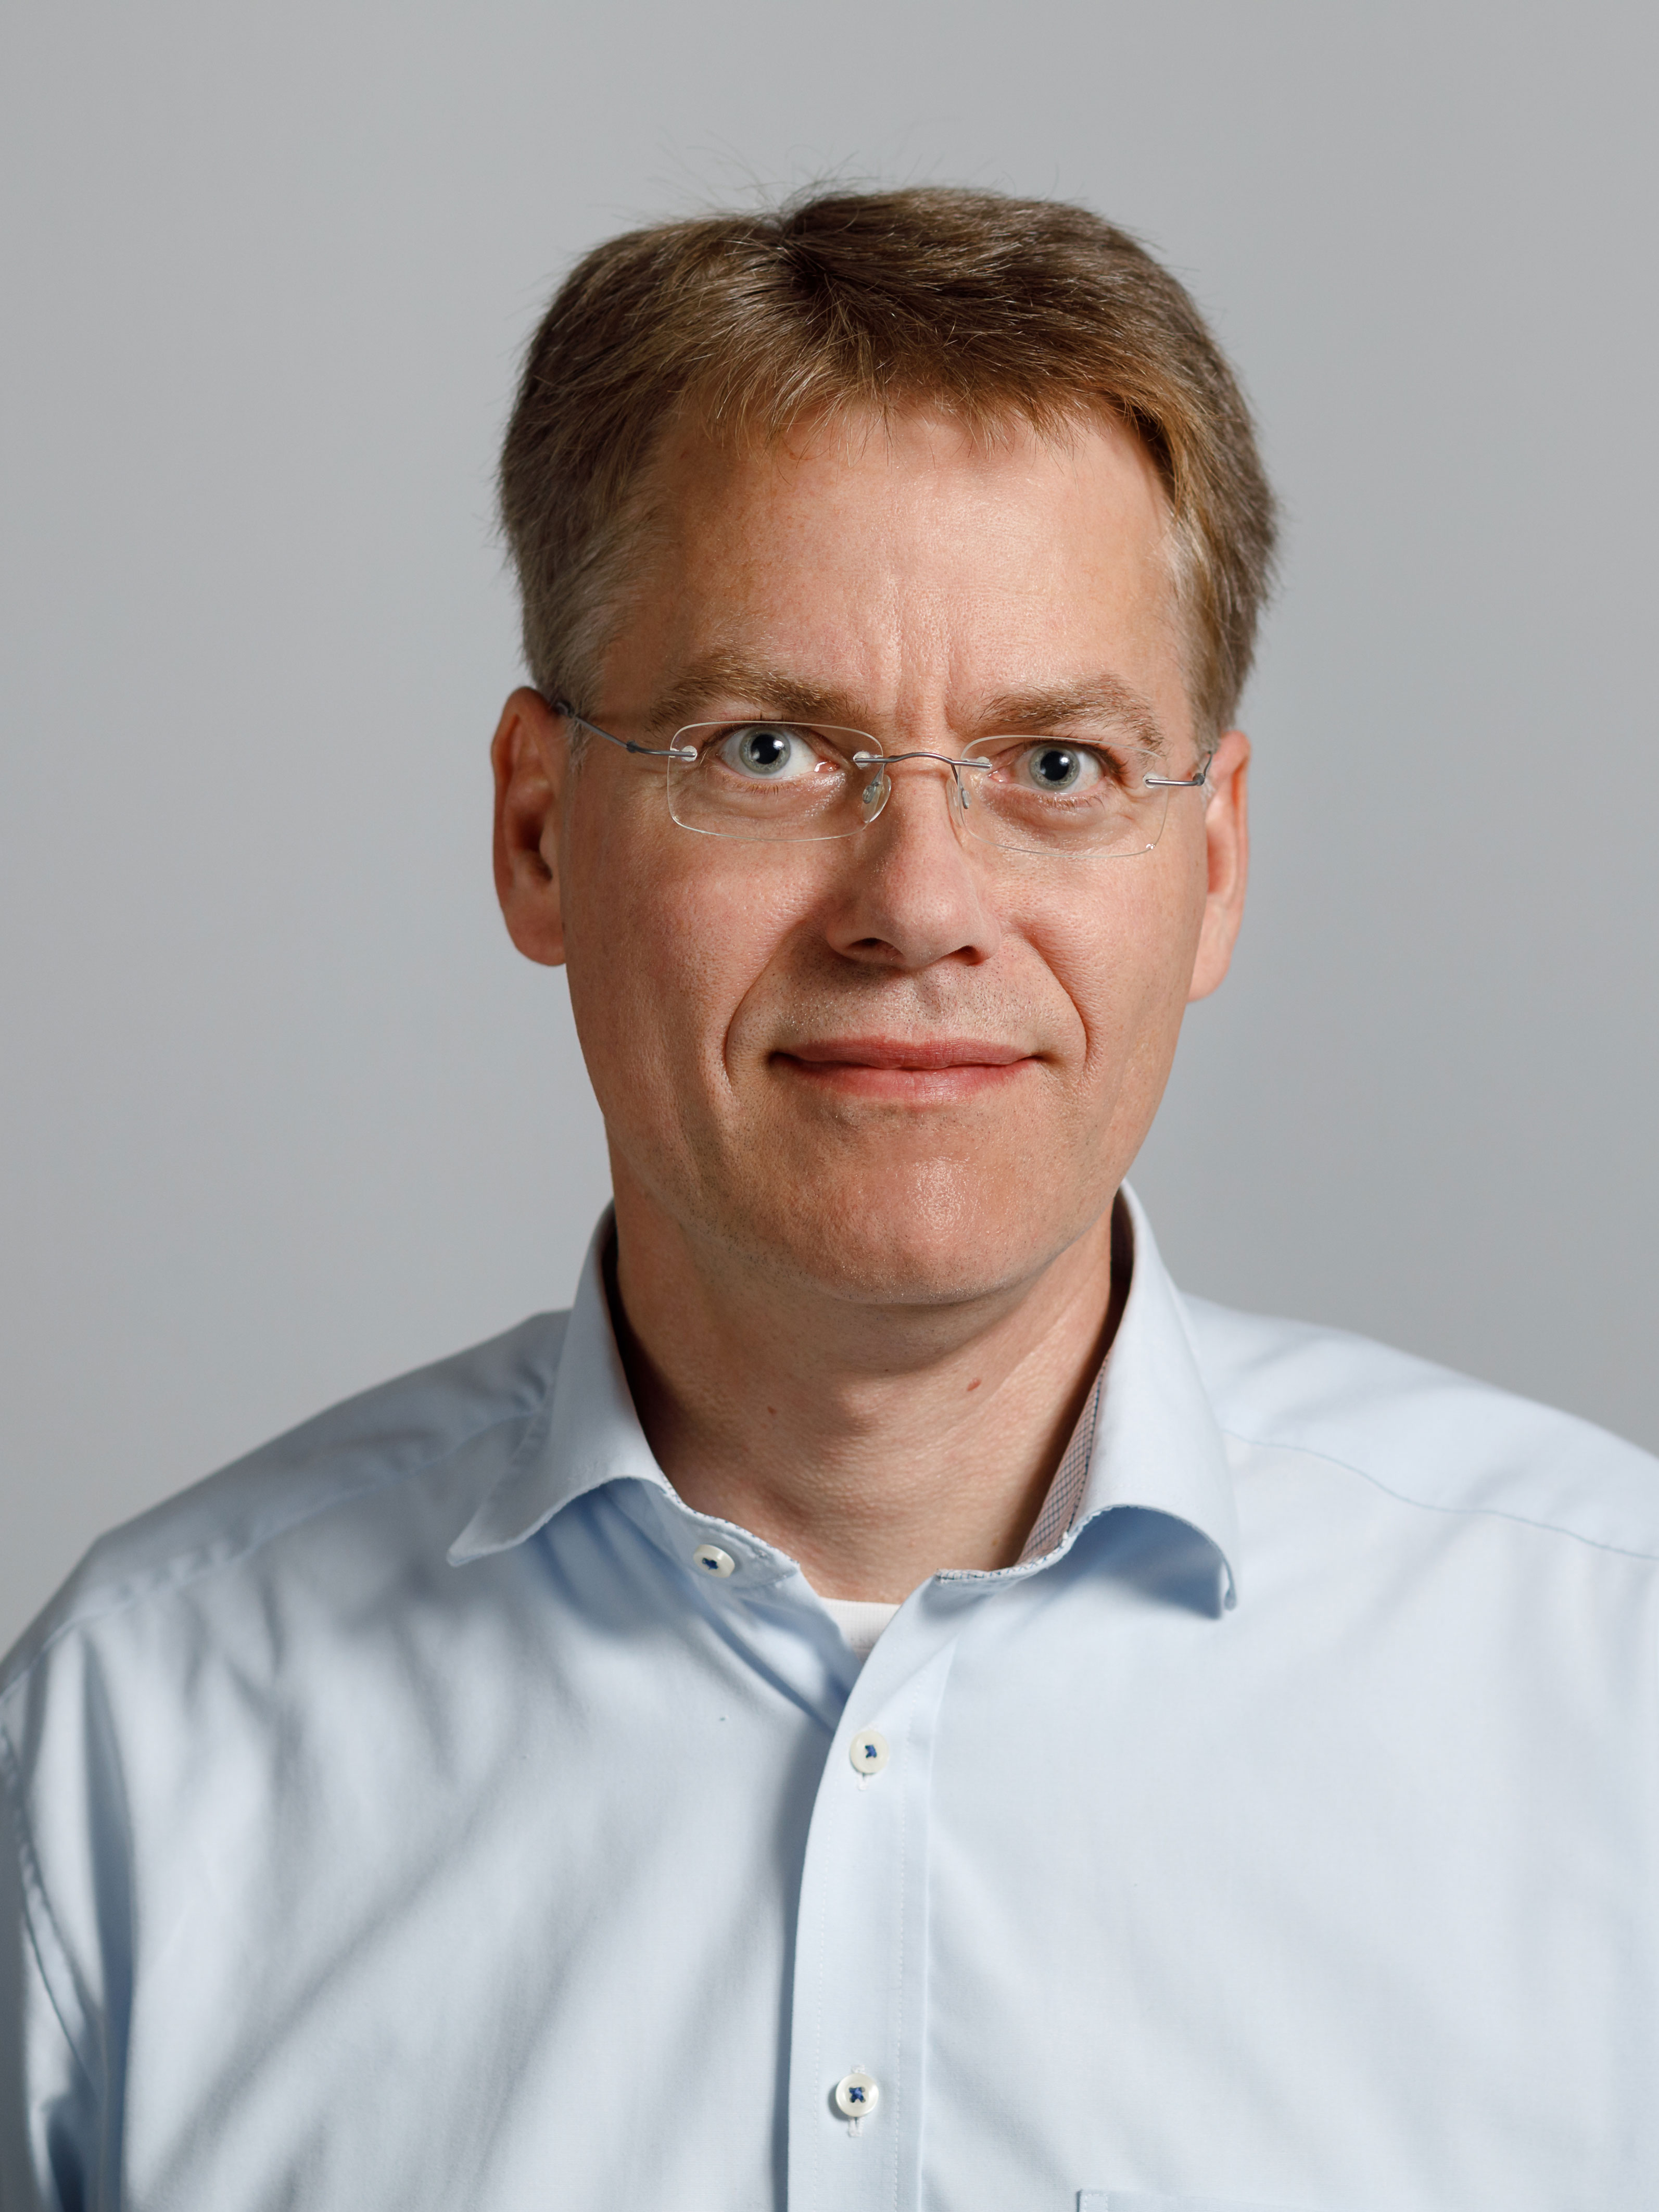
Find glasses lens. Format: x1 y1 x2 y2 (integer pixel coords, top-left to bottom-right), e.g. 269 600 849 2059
958 737 1177 856
667 723 879 842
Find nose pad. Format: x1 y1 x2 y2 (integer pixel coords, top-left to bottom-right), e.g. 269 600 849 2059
853 756 980 846
942 765 982 850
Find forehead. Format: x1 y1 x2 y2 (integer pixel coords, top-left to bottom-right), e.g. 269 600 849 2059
614 405 1185 727
652 403 1171 591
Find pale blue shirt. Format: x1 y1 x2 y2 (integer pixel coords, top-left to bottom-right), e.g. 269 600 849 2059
4 1193 1658 2210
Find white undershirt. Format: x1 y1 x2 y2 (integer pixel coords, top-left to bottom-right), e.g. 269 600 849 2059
819 1597 901 1659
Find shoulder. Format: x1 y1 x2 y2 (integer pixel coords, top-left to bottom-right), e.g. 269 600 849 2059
1182 1293 1659 1561
0 1309 571 1699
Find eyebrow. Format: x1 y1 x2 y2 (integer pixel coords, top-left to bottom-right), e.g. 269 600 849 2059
644 650 1168 755
643 651 867 737
974 678 1167 755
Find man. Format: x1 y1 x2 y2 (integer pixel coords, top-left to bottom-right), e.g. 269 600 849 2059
2 187 1654 2210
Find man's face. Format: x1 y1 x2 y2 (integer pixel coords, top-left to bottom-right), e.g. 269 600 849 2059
496 406 1248 1309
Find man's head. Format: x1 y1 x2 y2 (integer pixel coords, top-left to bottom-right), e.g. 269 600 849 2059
490 187 1276 1318
499 186 1275 748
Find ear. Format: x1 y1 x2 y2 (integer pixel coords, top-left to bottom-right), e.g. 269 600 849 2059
491 687 569 968
1187 726 1250 1003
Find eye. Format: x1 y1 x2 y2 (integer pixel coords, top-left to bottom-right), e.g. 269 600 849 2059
1015 742 1107 795
717 724 821 781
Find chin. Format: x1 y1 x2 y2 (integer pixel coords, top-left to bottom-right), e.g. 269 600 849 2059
733 1158 1083 1309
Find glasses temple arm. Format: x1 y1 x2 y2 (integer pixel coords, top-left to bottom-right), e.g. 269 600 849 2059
552 700 696 761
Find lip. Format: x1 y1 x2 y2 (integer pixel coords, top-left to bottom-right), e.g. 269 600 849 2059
783 1037 1030 1069
774 1035 1036 1100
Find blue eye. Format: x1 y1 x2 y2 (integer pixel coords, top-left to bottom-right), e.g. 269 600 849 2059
720 725 815 780
1021 744 1103 794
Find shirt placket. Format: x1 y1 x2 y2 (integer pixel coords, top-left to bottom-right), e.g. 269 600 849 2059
786 1632 958 2211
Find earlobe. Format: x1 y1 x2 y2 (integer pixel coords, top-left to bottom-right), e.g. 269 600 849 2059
491 687 568 968
1187 726 1250 1003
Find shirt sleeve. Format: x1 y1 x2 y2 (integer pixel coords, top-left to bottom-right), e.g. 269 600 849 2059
0 1724 97 2212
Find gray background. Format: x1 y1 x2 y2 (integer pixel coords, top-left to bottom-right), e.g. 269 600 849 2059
3 0 1655 1655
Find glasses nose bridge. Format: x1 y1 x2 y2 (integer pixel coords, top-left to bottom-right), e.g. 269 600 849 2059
856 746 978 844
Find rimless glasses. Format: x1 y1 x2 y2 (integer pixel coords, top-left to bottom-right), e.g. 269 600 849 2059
554 702 1210 861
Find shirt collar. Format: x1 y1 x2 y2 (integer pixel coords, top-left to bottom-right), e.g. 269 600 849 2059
448 1209 677 1565
1044 1183 1239 1608
449 1187 1238 1609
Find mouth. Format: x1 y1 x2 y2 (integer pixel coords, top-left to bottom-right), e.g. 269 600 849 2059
772 1035 1037 1101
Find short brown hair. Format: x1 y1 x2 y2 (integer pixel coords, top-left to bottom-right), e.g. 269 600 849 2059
499 185 1277 738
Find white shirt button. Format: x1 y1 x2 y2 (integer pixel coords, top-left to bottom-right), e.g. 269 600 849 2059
691 1543 736 1578
849 1727 889 1776
833 2068 880 2118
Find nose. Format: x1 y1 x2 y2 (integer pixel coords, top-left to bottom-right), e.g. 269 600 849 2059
821 754 1003 971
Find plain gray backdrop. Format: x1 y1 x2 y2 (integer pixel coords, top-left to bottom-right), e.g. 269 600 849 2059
3 0 1655 1654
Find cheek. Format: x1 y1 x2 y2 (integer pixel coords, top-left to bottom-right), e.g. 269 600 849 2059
560 796 810 1113
1032 849 1207 1076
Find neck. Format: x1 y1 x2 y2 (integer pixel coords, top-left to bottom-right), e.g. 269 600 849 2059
608 1174 1127 1603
